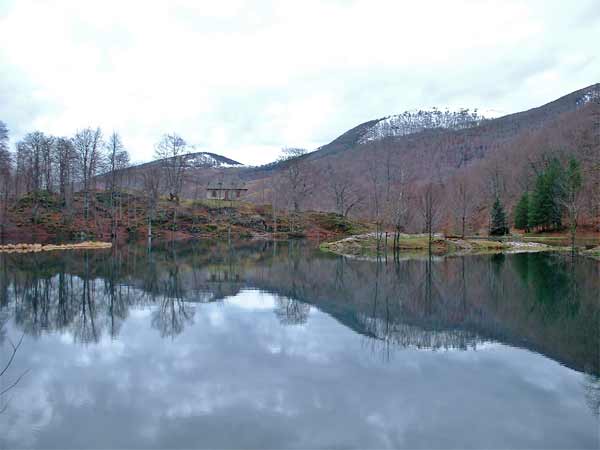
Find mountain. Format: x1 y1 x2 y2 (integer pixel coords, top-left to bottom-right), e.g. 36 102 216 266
119 83 599 233
312 83 600 158
135 151 243 170
313 108 487 158
239 83 600 232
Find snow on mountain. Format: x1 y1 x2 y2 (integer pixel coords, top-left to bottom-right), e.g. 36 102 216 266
357 108 487 144
183 147 244 168
575 86 600 106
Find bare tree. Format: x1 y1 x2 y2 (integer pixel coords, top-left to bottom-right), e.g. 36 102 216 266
72 127 104 219
0 122 11 237
325 164 363 218
154 133 187 234
105 132 129 237
55 137 76 213
0 154 11 236
277 147 312 231
14 132 53 221
389 170 411 258
0 121 7 154
365 151 385 252
418 183 443 254
278 147 312 211
40 134 55 193
141 165 162 245
453 179 473 238
16 132 42 193
154 133 187 204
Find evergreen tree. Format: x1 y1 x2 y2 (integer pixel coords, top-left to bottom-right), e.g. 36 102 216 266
490 197 509 236
563 158 583 250
528 158 565 231
513 192 529 231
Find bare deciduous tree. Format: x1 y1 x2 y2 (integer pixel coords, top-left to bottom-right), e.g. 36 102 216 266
277 147 312 231
365 150 385 252
55 137 76 214
0 121 8 154
72 127 104 219
154 133 187 204
325 164 363 218
278 147 312 211
453 179 473 238
105 132 129 237
418 183 443 254
0 122 11 236
141 165 162 245
389 170 412 258
14 132 53 221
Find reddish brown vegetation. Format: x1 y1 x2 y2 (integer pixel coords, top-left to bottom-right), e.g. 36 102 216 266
0 190 365 244
237 85 600 236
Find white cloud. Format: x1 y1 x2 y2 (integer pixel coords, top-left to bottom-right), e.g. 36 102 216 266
0 0 598 165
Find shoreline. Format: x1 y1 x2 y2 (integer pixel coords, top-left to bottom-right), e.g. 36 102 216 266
0 241 113 254
319 233 600 260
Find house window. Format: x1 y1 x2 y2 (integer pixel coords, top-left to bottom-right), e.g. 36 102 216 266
236 190 241 198
211 190 217 198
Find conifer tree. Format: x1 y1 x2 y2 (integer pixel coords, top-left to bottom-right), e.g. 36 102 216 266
528 158 564 231
513 192 529 231
490 197 509 236
563 158 583 250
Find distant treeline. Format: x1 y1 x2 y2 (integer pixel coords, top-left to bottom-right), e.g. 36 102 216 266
0 123 202 238
0 122 130 231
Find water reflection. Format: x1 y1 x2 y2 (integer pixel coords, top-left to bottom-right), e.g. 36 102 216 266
1 242 598 368
0 241 598 449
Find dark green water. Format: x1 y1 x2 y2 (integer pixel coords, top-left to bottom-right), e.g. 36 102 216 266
0 241 598 449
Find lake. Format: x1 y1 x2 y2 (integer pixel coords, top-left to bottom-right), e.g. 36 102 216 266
0 241 598 449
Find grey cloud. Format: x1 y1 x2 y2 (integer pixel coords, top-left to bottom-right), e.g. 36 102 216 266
0 0 598 165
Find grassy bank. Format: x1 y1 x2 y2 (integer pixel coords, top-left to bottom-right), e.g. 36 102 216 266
2 190 367 244
319 233 575 258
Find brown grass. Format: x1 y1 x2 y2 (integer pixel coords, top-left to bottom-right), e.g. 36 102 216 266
0 241 112 253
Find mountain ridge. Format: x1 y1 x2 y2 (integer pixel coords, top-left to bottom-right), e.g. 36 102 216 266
308 82 600 159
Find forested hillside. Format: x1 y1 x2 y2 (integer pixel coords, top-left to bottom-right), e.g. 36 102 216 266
242 83 600 235
1 84 598 240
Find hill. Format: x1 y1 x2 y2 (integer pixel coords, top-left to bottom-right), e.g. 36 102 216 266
312 83 599 158
5 84 598 239
134 150 243 170
104 83 599 235
0 190 366 243
236 83 600 233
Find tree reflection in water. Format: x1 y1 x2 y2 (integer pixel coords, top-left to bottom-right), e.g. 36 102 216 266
584 372 600 417
274 296 310 325
0 241 598 376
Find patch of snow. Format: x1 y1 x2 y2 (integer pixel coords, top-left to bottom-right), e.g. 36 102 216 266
358 108 487 144
478 108 507 118
182 149 243 168
575 87 600 106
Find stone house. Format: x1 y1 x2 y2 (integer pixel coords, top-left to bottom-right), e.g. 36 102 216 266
206 179 248 201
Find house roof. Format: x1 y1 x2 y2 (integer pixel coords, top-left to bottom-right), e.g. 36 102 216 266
206 178 248 190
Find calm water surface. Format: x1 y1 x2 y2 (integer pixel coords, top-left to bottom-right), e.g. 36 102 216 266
0 241 598 449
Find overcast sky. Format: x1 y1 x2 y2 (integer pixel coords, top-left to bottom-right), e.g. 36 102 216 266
0 0 598 165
